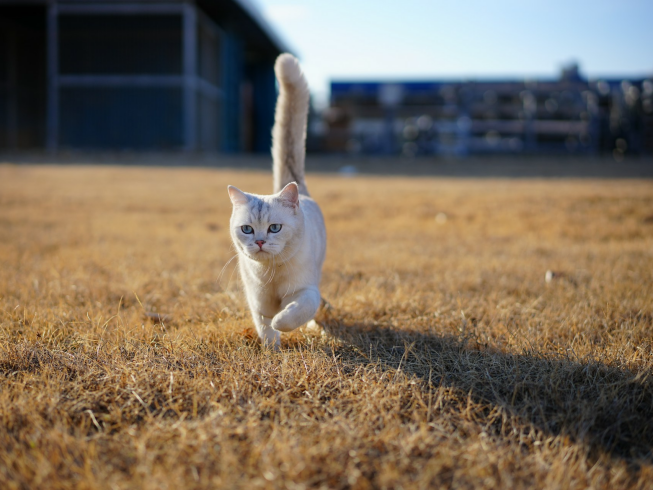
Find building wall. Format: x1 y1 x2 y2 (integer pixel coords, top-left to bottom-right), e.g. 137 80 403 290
0 1 281 153
326 77 653 157
58 13 184 149
221 29 243 153
221 31 277 154
0 5 47 150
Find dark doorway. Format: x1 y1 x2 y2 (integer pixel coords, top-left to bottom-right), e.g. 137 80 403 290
0 5 47 149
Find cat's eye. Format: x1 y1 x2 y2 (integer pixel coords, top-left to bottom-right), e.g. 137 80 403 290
241 225 254 234
268 224 282 233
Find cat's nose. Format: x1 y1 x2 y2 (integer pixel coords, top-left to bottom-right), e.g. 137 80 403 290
255 240 266 249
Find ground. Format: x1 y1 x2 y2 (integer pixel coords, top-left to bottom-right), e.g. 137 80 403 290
0 162 652 489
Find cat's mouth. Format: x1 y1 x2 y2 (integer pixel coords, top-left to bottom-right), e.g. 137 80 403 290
250 249 276 261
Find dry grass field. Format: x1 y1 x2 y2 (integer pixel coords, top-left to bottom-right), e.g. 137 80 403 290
0 163 652 489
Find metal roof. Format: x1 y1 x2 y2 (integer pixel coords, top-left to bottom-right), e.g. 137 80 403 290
0 0 292 56
198 0 292 56
231 0 291 54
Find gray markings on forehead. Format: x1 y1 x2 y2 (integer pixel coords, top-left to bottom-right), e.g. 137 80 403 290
249 198 271 223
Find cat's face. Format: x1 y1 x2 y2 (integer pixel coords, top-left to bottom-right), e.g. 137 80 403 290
228 183 303 262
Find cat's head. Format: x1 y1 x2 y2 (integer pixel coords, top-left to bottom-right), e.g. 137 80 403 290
227 182 304 262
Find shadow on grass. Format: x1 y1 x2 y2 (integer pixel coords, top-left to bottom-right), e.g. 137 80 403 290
322 318 653 463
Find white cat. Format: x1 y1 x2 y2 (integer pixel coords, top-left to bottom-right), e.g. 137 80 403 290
227 54 326 349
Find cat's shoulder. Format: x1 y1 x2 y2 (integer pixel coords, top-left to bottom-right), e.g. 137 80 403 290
299 194 320 209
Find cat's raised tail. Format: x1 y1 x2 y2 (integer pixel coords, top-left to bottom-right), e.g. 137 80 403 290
272 53 311 196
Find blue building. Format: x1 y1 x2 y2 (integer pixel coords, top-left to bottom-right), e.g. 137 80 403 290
0 0 289 152
325 65 653 157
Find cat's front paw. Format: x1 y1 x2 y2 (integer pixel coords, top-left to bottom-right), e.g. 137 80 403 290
271 314 296 333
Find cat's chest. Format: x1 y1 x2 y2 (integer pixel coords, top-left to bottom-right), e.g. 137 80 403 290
250 261 293 288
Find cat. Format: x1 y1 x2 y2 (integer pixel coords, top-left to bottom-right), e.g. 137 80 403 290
227 54 326 349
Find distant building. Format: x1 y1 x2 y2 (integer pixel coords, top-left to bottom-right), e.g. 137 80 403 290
0 0 289 152
325 65 653 157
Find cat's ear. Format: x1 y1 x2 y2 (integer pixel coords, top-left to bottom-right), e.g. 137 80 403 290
278 182 299 208
227 185 249 206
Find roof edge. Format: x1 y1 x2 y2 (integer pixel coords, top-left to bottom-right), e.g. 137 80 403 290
231 0 294 56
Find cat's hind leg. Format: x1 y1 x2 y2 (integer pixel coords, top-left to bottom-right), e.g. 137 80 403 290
271 287 321 333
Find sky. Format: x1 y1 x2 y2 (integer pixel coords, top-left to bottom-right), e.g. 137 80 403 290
254 0 653 108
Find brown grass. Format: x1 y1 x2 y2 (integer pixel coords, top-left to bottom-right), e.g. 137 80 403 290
0 163 652 489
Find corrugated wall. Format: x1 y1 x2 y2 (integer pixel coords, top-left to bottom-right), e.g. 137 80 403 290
58 14 184 149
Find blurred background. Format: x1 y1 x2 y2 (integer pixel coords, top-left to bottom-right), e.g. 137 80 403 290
0 0 651 161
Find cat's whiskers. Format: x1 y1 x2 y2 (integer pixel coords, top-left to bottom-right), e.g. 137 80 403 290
261 256 274 288
278 249 298 298
216 253 239 287
267 255 277 287
225 255 241 291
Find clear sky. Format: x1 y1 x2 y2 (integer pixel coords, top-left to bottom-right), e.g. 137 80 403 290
254 0 653 108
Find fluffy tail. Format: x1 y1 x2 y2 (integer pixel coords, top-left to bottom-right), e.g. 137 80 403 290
272 54 310 196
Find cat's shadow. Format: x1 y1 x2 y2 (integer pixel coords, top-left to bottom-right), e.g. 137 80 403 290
316 316 653 463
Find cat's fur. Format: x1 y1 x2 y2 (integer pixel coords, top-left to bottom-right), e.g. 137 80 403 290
227 54 326 349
